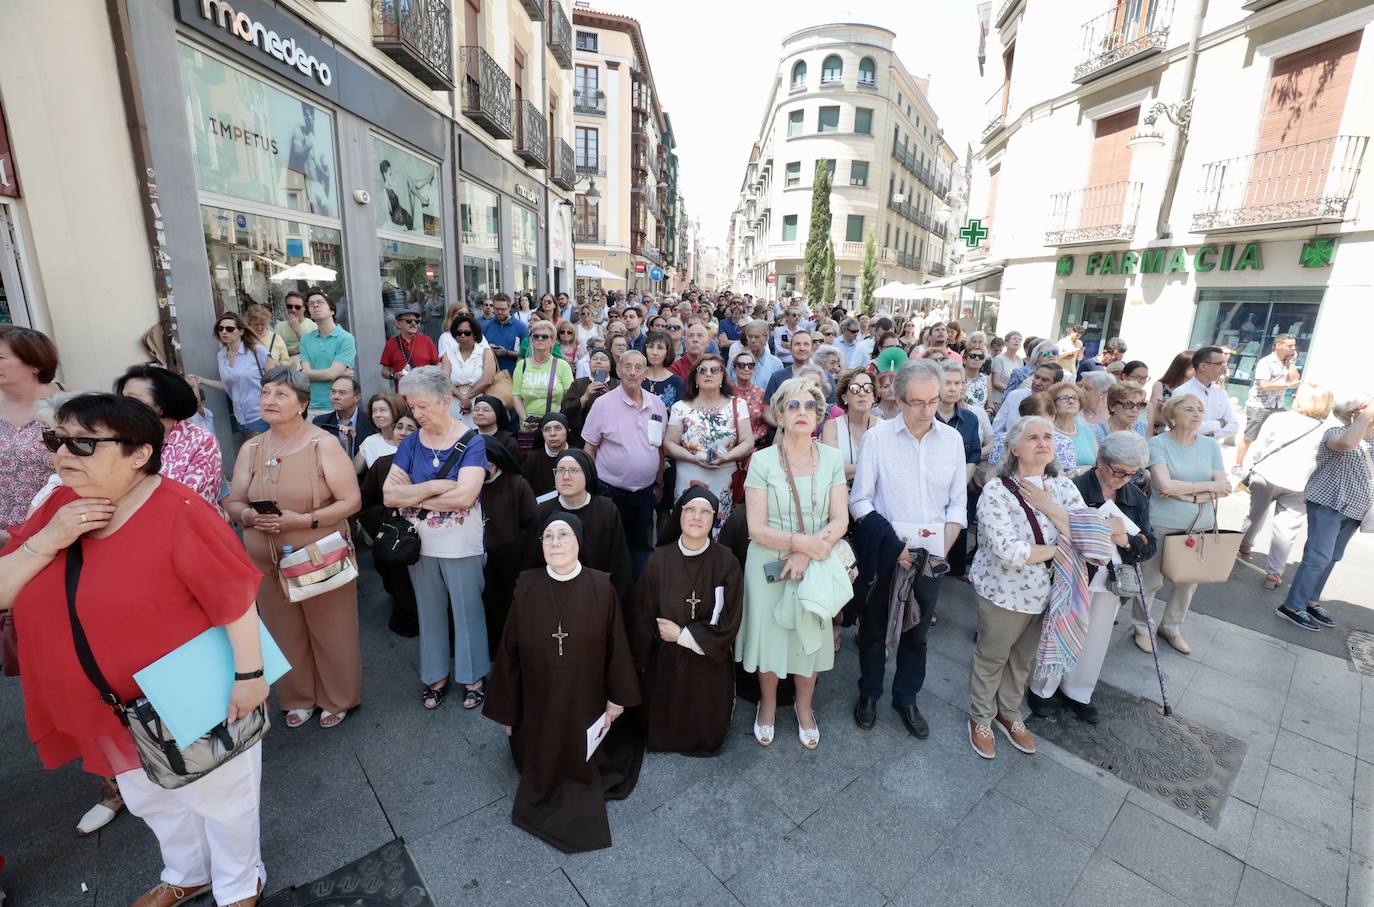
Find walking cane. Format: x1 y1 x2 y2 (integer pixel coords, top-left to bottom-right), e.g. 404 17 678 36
1131 563 1172 717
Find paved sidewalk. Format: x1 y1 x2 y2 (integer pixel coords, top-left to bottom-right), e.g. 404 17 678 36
2 561 1371 906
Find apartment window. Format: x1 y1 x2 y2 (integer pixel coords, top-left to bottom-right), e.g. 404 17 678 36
817 106 840 133
782 215 798 241
788 109 804 138
823 159 837 178
790 60 807 90
858 57 876 86
846 215 865 242
888 174 895 198
575 30 598 52
785 161 801 187
854 108 873 135
575 64 599 109
575 126 598 168
850 161 869 187
897 91 903 107
821 54 843 84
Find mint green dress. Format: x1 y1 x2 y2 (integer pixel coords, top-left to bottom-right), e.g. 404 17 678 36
736 444 847 678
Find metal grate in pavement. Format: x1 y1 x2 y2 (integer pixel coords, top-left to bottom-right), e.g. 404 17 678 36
1028 683 1246 827
259 839 436 906
1346 630 1374 677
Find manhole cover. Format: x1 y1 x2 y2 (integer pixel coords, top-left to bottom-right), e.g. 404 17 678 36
1346 630 1374 677
260 839 435 906
1029 683 1245 827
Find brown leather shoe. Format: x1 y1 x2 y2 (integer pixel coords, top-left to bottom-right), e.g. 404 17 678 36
969 718 996 759
994 715 1037 754
130 881 211 907
1158 630 1192 655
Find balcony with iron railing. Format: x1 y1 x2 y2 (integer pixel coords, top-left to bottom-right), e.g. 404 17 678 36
574 88 606 116
552 138 576 190
636 237 663 264
514 100 548 169
1074 0 1173 83
890 140 952 202
372 0 454 90
982 84 1008 144
1045 180 1143 245
516 0 543 19
1191 135 1368 233
460 46 512 140
547 0 573 69
575 153 606 176
574 222 605 244
928 261 947 277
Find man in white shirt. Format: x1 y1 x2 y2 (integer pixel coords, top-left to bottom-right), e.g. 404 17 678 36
772 308 802 365
1056 324 1085 369
834 318 868 367
1236 333 1301 469
850 360 968 741
1176 345 1240 440
992 362 1064 437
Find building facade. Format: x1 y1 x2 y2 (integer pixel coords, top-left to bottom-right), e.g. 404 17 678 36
0 0 579 404
570 7 682 295
729 23 959 304
967 0 1373 402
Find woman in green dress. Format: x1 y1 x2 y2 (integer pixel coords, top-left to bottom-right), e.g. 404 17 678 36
737 377 851 750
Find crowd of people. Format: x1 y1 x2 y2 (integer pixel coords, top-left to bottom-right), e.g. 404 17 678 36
0 290 1371 903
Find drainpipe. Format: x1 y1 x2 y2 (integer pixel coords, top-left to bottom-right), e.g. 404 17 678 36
1154 0 1209 239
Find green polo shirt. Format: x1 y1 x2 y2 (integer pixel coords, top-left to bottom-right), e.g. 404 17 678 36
298 324 357 410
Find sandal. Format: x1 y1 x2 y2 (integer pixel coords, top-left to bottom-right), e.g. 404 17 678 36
1263 574 1281 589
462 683 486 710
421 686 447 710
284 708 313 728
319 709 348 729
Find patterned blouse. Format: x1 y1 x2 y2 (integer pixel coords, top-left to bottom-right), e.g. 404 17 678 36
971 476 1086 613
1306 426 1374 520
160 420 224 512
0 418 53 530
965 373 989 412
735 381 767 440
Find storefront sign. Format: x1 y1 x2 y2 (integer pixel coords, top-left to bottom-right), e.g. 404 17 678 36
1299 238 1336 268
513 183 539 206
195 0 333 86
0 100 17 198
1068 242 1264 277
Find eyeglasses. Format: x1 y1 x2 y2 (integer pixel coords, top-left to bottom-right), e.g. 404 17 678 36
455 329 474 337
821 331 836 338
285 304 305 311
847 383 875 395
1115 401 1147 410
531 333 553 341
902 396 940 410
42 430 132 456
396 317 418 325
541 530 576 544
696 365 723 375
553 466 584 477
965 353 986 361
734 360 756 369
1055 395 1082 404
216 324 239 333
1203 359 1227 367
783 399 818 413
1102 463 1136 480
666 324 683 331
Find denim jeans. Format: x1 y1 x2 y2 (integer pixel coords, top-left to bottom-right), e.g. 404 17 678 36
598 480 656 579
1283 501 1360 610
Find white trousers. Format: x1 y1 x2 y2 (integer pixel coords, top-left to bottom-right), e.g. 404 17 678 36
1031 589 1121 705
1240 477 1307 576
115 742 264 905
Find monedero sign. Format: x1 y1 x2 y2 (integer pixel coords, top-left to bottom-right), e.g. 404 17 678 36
199 0 332 85
1063 242 1264 277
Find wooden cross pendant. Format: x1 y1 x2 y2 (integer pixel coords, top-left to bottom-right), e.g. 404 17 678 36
686 590 701 621
552 623 568 656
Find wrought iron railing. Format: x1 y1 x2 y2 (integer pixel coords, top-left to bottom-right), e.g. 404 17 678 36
575 153 606 176
1074 0 1173 83
552 138 576 190
514 100 548 169
574 88 606 115
928 261 947 277
1045 180 1143 245
1191 135 1368 232
460 46 512 139
547 1 573 69
982 84 1008 143
890 139 952 202
516 0 544 20
574 222 605 244
372 0 454 91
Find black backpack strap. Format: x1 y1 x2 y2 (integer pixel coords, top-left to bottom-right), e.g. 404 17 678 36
64 539 128 723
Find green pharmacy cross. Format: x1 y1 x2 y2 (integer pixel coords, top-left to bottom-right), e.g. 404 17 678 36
959 219 989 247
1056 256 1074 276
1300 239 1336 269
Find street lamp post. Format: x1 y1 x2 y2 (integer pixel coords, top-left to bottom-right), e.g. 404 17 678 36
561 176 600 298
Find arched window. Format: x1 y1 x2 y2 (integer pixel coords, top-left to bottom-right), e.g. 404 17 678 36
858 56 876 86
790 60 807 89
821 55 843 84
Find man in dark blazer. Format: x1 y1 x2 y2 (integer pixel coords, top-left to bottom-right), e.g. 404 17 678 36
312 375 376 458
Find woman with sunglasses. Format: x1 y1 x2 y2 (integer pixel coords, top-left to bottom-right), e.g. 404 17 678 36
664 354 753 536
961 345 990 413
1006 339 1056 392
115 366 223 512
0 326 62 548
555 321 583 376
729 351 767 444
512 320 574 443
243 302 290 366
574 304 599 348
820 367 879 484
441 314 495 424
188 312 278 437
1049 381 1096 476
1093 382 1149 442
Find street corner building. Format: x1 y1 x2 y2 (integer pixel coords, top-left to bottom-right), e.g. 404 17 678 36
957 0 1374 406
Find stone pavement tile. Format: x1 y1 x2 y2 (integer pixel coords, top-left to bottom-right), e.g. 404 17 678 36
1359 722 1374 765
1097 645 1195 706
1350 853 1374 907
787 778 952 899
889 791 1093 907
1187 663 1290 724
919 649 971 709
1099 801 1244 907
1171 688 1277 806
1259 765 1355 850
561 813 736 907
724 837 883 907
1271 729 1357 799
1234 865 1325 907
1122 788 1257 861
994 752 1127 847
494 869 586 907
408 798 565 906
1358 759 1374 807
1200 632 1296 693
0 766 99 907
1245 810 1351 907
1354 804 1373 860
1282 697 1361 756
652 775 795 883
1061 853 1184 907
606 748 721 826
1288 654 1363 721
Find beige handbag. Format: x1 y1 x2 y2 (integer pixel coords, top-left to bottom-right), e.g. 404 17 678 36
1161 499 1242 585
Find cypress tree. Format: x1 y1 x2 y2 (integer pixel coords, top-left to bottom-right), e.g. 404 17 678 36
802 160 832 308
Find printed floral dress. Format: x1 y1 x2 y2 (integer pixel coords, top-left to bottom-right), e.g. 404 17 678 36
669 397 746 533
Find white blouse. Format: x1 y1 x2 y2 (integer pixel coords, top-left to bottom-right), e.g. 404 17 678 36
446 344 488 387
970 475 1085 613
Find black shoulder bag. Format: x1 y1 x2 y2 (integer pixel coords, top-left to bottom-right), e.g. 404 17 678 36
374 430 476 569
65 539 269 790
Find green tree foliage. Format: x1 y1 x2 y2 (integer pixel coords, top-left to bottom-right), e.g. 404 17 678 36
802 160 832 308
823 237 836 306
858 231 877 315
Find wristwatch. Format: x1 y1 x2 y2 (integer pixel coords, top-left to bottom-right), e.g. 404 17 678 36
234 668 265 681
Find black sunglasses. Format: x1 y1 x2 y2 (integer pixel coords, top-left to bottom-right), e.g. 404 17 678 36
216 324 240 333
42 430 133 457
455 329 474 337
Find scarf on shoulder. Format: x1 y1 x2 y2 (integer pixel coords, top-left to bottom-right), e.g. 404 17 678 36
1031 508 1116 687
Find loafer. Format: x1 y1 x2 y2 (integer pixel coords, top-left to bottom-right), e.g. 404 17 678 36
1276 606 1322 631
893 704 929 739
1158 630 1192 655
993 715 1036 754
853 696 877 730
131 881 212 907
1061 694 1099 725
1133 632 1153 653
969 719 996 759
1025 688 1055 718
1307 604 1335 628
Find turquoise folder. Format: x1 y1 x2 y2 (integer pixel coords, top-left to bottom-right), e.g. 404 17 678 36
132 621 291 749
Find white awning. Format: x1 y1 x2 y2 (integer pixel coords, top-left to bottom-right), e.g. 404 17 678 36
940 266 1004 289
873 281 918 299
575 263 623 280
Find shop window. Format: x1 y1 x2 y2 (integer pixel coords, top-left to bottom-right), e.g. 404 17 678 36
372 135 441 239
854 108 873 135
461 182 501 252
1189 288 1323 406
513 205 538 293
782 215 798 241
379 238 445 339
463 255 501 307
788 109 804 138
1058 291 1125 361
817 106 840 133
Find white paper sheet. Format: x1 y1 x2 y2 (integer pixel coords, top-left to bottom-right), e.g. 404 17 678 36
710 586 725 626
1089 501 1142 592
586 710 610 762
891 521 945 555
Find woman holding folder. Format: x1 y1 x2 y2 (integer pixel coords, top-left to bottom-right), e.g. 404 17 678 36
0 392 272 907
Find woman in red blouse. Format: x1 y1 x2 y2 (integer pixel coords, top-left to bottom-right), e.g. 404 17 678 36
116 365 224 513
0 393 270 907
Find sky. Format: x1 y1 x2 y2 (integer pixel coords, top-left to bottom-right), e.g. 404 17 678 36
611 0 987 251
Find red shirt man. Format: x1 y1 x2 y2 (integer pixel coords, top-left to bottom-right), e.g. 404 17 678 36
380 309 440 387
669 323 709 380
